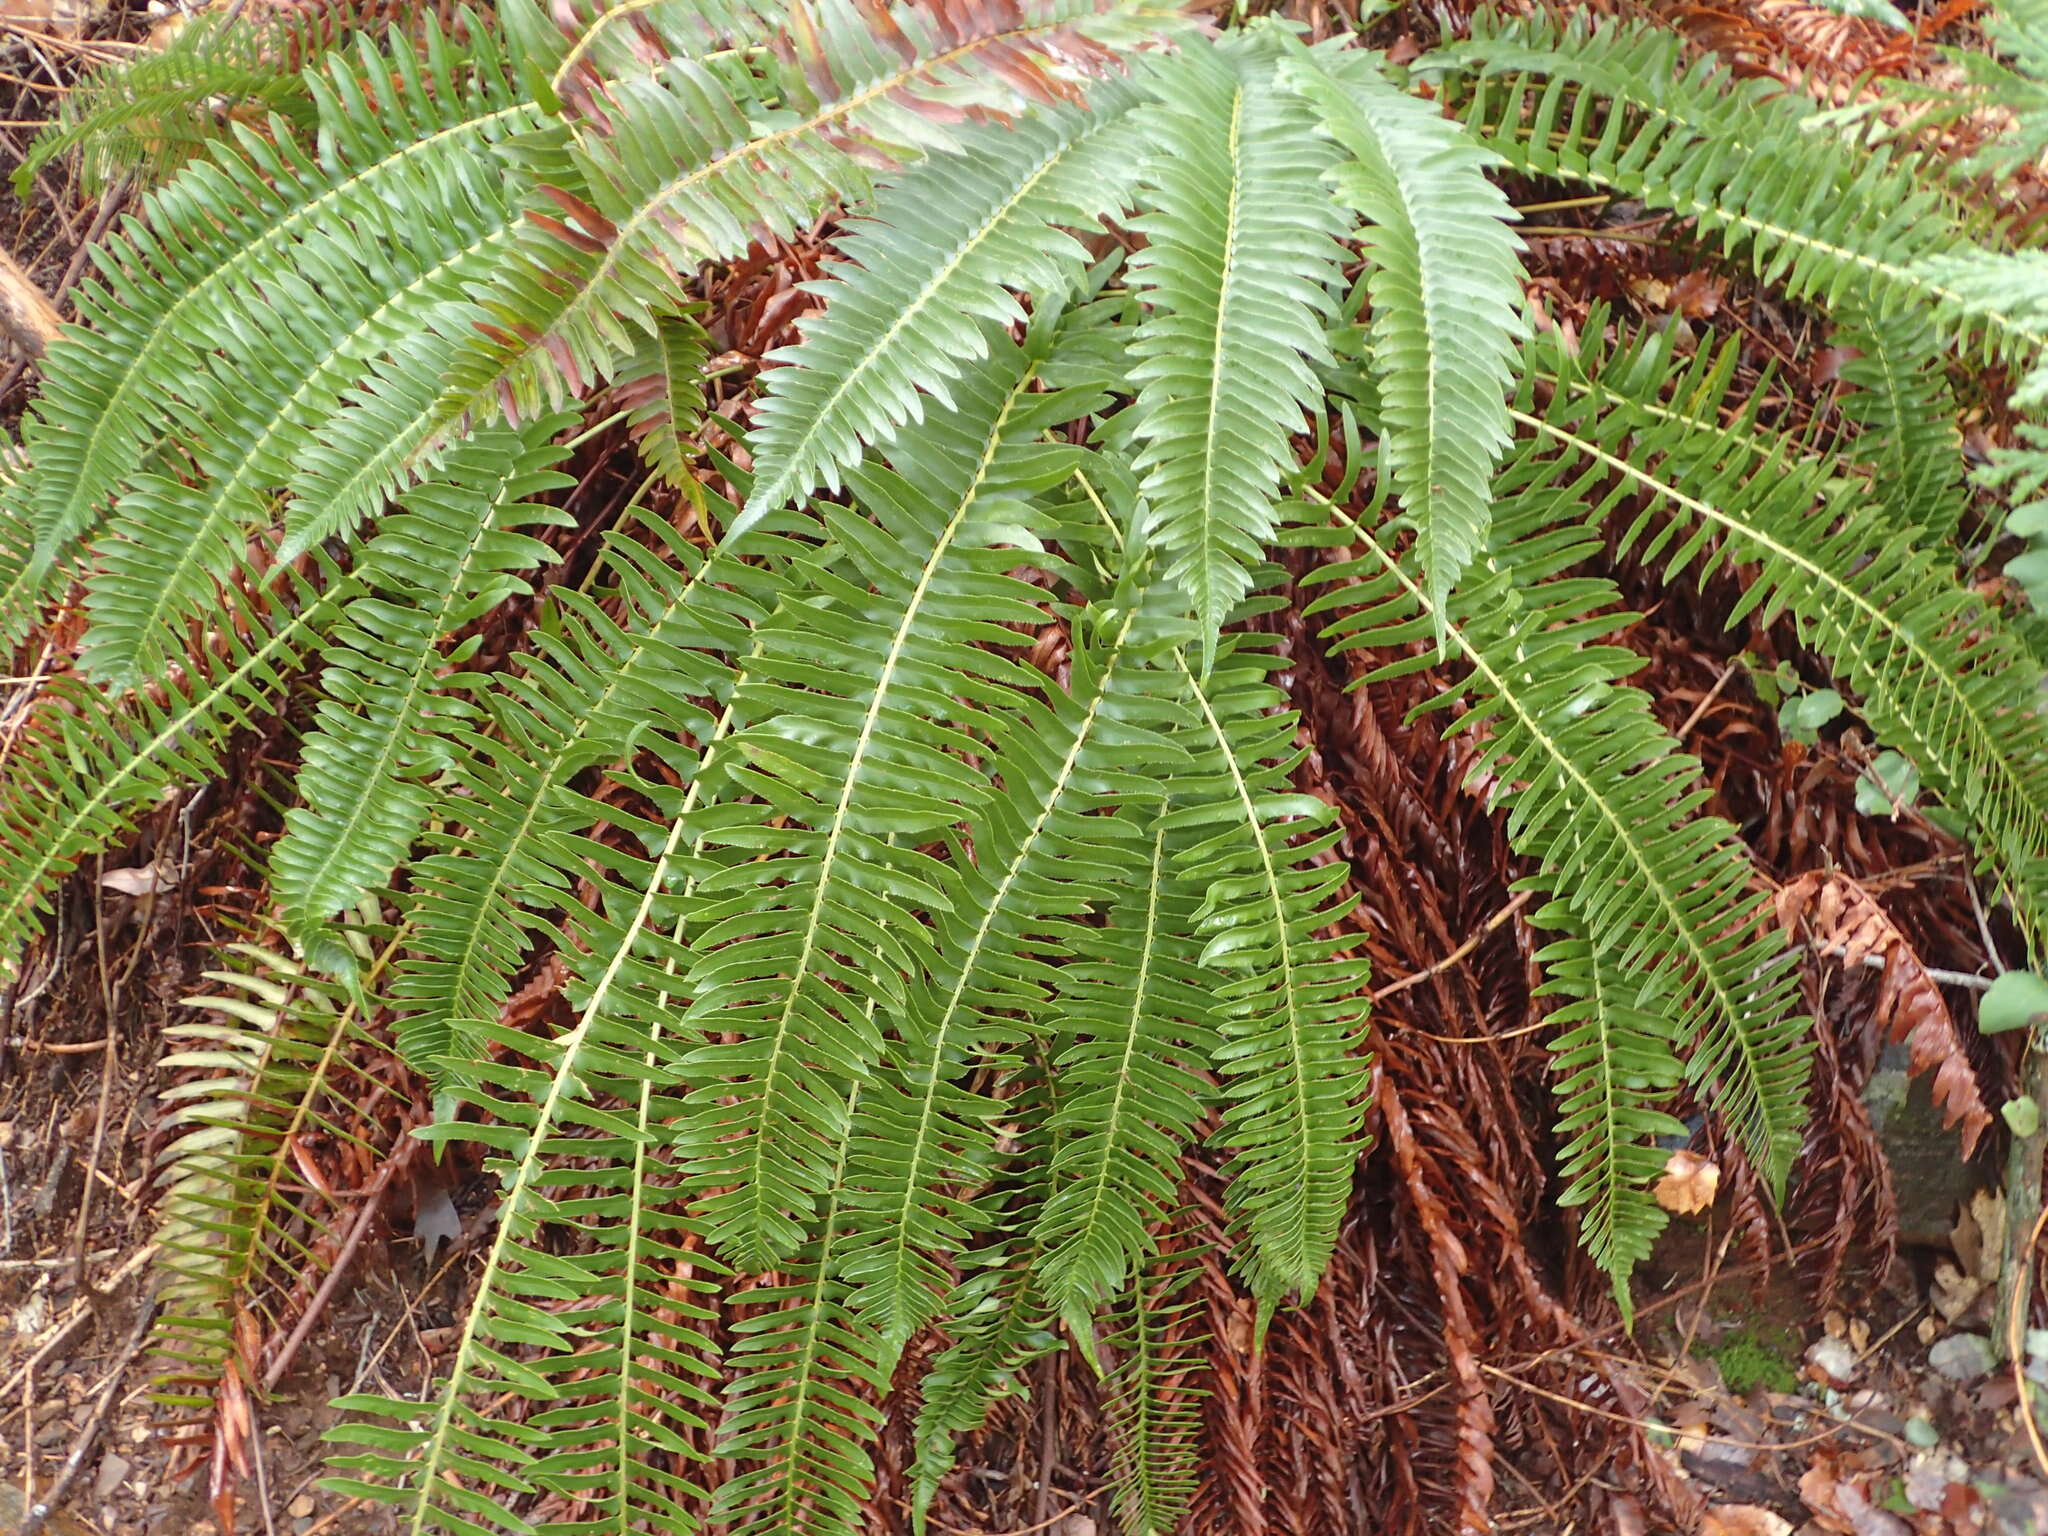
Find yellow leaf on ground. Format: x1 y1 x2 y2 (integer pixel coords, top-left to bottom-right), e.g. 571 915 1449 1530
1655 1149 1721 1214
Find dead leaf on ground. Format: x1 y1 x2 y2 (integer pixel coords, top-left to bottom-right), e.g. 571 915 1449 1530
97 861 176 897
1703 1506 1793 1536
1657 1148 1722 1213
1935 1189 2006 1320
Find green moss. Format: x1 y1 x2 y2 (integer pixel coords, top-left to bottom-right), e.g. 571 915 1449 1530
1701 1325 1801 1395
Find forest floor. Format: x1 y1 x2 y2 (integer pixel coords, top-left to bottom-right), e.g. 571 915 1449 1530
6 1014 2048 1536
6 0 2048 1532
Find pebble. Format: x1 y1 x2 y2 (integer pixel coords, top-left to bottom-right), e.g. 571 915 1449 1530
1807 1336 1860 1385
1931 1332 1999 1382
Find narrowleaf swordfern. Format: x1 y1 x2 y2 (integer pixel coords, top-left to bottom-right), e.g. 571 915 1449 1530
4 0 2048 1530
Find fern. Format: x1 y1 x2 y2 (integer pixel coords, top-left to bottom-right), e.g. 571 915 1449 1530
0 566 349 977
389 494 800 1075
1831 299 1969 540
671 333 1097 1272
270 420 575 972
836 592 1187 1345
329 768 730 1534
18 9 325 197
0 456 42 652
1530 918 1689 1314
741 91 1145 522
1521 324 2048 950
710 1081 891 1536
1100 1262 1205 1536
1034 815 1215 1330
23 14 545 579
907 1269 1057 1530
495 1 1181 458
1937 0 2048 176
20 2 2048 1528
1306 450 1809 1205
1124 35 1347 669
614 308 715 492
151 930 381 1426
1283 47 1525 620
1444 14 2042 361
1166 638 1370 1308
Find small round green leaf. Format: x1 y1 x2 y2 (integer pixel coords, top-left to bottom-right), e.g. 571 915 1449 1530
1982 971 2048 1035
2003 1095 2042 1139
1778 687 1843 741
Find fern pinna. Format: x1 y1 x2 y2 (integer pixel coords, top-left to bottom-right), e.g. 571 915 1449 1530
5 0 2048 1530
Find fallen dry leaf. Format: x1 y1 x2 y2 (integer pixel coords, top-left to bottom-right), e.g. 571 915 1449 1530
1672 1401 1712 1456
1932 1258 1985 1324
1656 1148 1722 1213
1669 270 1727 319
1953 1188 2006 1282
1703 1507 1793 1536
1935 1189 2007 1320
97 861 176 896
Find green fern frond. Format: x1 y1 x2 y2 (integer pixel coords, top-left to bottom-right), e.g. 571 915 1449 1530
740 89 1144 524
1125 37 1347 668
1034 814 1216 1330
327 782 729 1535
0 460 44 652
672 337 1099 1273
613 308 714 492
23 14 545 574
1161 637 1370 1306
152 927 380 1419
1832 300 1969 540
1100 1262 1206 1536
504 0 1179 456
1941 0 2048 176
1529 913 1688 1317
19 7 2015 1524
1283 48 1525 619
901 1057 1066 1534
711 1080 890 1536
19 9 322 198
390 496 801 1076
0 567 349 981
270 420 575 972
1522 324 2048 953
1897 248 2048 408
66 90 538 685
530 0 785 108
1445 14 2041 361
837 596 1189 1346
908 1268 1058 1532
1306 464 1809 1199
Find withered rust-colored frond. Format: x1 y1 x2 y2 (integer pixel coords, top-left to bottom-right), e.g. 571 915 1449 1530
1777 869 1993 1155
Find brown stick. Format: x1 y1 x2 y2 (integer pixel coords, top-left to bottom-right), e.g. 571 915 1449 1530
0 239 59 358
260 1138 417 1393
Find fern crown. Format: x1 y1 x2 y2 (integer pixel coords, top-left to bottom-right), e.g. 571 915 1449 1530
5 0 2045 1530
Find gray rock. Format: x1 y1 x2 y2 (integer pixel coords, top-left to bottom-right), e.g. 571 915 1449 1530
1930 1331 1998 1381
1807 1336 1860 1385
1993 1488 2048 1536
1864 1047 1995 1247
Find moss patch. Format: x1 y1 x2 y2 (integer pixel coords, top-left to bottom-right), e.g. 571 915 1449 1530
1701 1324 1801 1396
